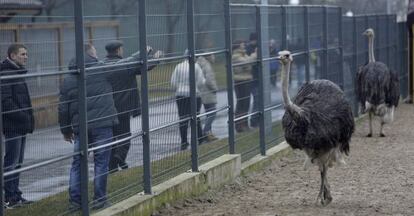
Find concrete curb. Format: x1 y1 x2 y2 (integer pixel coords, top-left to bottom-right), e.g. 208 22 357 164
93 144 291 216
241 142 291 176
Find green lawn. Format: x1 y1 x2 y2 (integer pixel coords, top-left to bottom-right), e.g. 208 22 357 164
139 61 228 100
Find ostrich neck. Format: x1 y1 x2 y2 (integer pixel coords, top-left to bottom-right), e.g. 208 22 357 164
281 62 303 117
368 36 376 63
281 62 293 107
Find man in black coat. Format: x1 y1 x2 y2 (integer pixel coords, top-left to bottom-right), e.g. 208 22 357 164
1 44 34 207
103 41 161 172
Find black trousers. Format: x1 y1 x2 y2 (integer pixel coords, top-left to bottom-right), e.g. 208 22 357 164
109 112 131 170
176 96 203 144
234 80 251 126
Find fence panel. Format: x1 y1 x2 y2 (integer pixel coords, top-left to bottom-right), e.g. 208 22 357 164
342 16 358 115
264 6 285 150
230 5 261 161
398 22 409 98
0 2 409 215
0 9 79 216
308 7 324 80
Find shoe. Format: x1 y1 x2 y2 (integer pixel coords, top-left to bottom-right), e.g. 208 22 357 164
19 197 33 205
109 167 119 174
241 125 251 132
68 201 81 211
235 124 244 133
3 202 13 209
180 142 189 151
198 137 206 145
119 162 129 170
205 133 218 142
92 201 111 210
5 197 33 208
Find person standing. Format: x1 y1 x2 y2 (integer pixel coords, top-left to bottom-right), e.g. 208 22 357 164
1 44 34 208
232 40 257 133
103 41 161 172
246 33 260 128
197 55 218 142
171 54 206 150
59 44 118 210
269 39 279 88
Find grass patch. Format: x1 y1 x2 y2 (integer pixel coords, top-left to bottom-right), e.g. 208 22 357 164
138 61 228 100
8 121 284 216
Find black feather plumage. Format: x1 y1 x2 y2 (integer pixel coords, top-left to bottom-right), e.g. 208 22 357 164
282 80 355 155
356 62 400 111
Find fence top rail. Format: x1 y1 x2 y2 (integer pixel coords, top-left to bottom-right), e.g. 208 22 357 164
353 14 396 18
0 69 77 80
230 3 339 9
0 20 119 31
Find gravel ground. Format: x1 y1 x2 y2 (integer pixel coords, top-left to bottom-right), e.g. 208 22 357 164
155 104 414 216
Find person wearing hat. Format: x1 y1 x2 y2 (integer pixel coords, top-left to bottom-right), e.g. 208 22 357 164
103 40 162 172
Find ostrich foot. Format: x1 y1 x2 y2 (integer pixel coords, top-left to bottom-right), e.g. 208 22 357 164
366 133 372 137
321 195 332 206
380 133 386 137
317 186 332 206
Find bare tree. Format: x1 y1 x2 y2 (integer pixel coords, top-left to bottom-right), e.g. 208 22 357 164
105 0 138 20
165 0 186 54
40 0 71 21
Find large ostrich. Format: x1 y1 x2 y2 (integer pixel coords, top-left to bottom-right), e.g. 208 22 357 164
279 51 355 206
356 28 400 137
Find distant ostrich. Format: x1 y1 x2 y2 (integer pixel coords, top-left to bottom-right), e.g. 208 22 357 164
279 51 355 206
356 28 400 137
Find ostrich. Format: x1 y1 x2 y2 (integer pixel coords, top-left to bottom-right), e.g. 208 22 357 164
356 28 400 137
279 51 355 206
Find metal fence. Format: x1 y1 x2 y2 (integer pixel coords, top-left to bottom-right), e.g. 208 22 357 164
0 1 408 215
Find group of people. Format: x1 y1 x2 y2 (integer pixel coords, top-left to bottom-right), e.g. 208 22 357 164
232 33 278 133
1 34 275 210
0 41 163 210
0 40 222 211
59 42 164 210
170 50 219 150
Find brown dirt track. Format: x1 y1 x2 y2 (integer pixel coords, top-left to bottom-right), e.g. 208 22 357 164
155 104 414 216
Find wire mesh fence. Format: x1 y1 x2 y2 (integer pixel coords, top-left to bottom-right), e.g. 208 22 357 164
0 1 409 215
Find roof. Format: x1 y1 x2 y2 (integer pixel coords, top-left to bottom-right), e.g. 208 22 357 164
0 0 43 9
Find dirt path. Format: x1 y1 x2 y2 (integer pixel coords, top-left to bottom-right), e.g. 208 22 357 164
155 104 414 216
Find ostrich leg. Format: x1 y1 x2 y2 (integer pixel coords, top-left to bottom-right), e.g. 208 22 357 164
379 121 386 137
317 164 332 206
367 112 373 137
322 165 332 206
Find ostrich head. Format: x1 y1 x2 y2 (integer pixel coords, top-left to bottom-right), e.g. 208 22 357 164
278 50 293 65
363 28 375 38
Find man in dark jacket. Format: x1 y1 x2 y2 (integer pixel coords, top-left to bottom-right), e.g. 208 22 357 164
103 41 161 172
58 44 119 210
1 44 34 208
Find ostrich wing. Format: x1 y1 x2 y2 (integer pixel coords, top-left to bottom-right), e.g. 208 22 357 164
385 69 400 107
